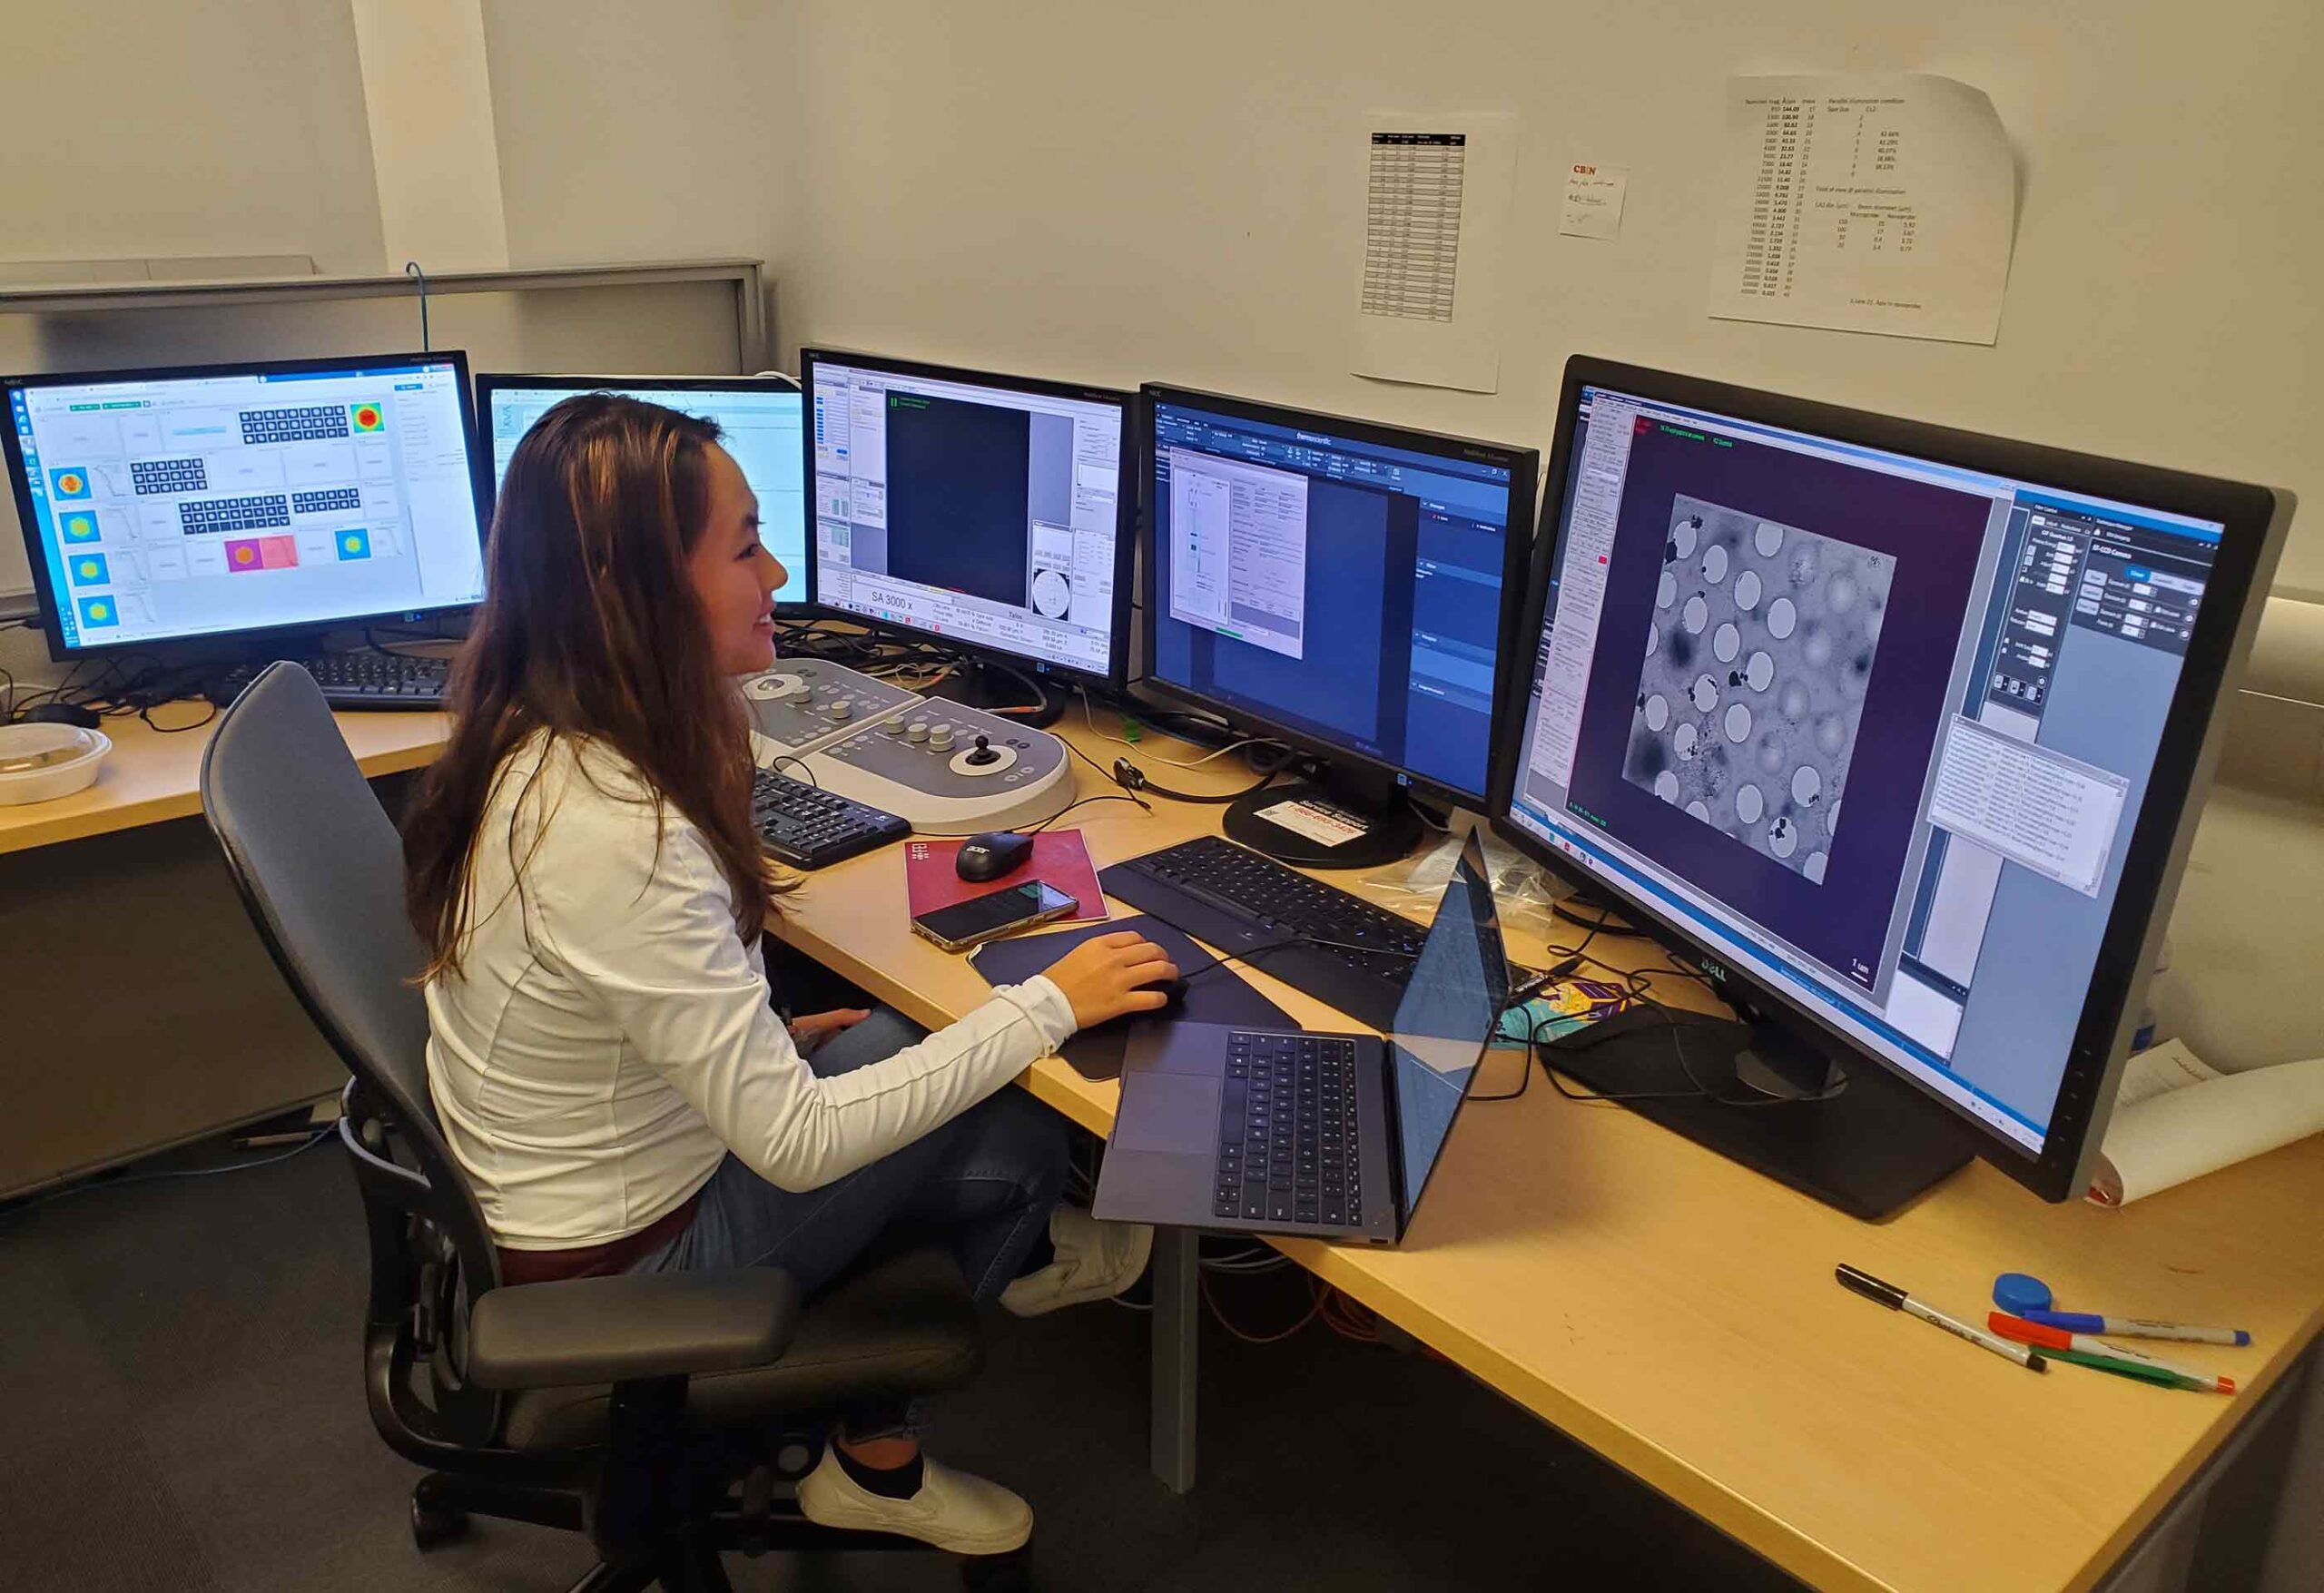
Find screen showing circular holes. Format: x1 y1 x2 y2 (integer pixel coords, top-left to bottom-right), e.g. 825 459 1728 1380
1629 494 1893 886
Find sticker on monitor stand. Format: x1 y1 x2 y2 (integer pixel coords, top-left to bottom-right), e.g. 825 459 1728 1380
1256 798 1371 849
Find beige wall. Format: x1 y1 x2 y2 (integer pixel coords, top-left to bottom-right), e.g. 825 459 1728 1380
481 0 796 293
779 0 2324 598
0 0 384 273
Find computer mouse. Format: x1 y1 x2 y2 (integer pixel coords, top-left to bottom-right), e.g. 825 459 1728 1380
18 703 102 730
956 831 1036 882
1144 976 1190 1015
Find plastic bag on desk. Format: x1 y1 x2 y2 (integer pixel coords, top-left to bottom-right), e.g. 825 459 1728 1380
1347 823 1564 947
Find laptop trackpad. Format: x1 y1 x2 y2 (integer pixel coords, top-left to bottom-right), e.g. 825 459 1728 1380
1115 1073 1222 1154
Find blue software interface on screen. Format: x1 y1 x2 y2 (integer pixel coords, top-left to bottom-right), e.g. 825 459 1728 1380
1148 401 1517 799
1504 384 2223 1154
10 359 483 651
485 385 807 606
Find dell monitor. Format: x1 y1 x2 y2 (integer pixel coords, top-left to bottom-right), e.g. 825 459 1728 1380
1142 385 1540 868
3 351 487 659
476 373 809 610
1495 357 2289 1214
801 349 1135 722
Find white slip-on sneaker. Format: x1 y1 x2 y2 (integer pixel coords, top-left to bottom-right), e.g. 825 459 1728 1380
796 1445 1032 1556
999 1205 1153 1318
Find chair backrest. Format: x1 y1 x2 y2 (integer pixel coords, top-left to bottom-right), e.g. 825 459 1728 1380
201 662 506 1450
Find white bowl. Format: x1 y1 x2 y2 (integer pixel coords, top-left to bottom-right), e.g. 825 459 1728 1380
0 723 112 804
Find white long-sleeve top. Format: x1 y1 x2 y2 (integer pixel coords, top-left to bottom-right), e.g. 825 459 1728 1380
423 731 1076 1251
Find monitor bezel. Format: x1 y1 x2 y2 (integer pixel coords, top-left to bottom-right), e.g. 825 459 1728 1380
798 347 1137 692
472 371 812 617
1489 355 2290 1203
4 349 489 663
1137 381 1542 812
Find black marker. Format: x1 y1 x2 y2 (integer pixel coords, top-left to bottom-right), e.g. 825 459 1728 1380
1837 1264 2047 1372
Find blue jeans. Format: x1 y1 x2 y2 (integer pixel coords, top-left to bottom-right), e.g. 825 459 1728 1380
637 1007 1068 1436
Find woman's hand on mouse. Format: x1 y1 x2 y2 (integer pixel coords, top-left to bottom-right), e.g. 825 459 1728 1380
1044 931 1179 1029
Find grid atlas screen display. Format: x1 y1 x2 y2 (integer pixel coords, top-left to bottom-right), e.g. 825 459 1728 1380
7 359 483 651
1148 398 1519 801
809 359 1125 676
484 383 807 607
1506 383 2225 1154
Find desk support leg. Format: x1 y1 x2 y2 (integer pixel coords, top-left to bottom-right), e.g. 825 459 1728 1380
1150 1225 1198 1494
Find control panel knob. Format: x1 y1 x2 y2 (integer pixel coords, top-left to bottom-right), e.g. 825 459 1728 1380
881 717 908 735
904 721 929 743
929 724 955 752
827 699 852 720
964 733 1001 767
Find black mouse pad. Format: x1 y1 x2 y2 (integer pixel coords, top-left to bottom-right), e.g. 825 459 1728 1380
970 914 1293 1082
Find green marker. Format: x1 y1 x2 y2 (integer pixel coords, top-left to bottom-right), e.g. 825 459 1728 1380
2038 1346 2184 1388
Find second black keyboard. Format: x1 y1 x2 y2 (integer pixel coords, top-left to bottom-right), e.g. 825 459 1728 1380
1100 833 1428 1031
220 652 451 709
750 766 911 870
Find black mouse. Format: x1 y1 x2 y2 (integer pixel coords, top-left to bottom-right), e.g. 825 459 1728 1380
18 703 102 729
1144 976 1190 1015
1077 972 1189 1040
956 831 1036 882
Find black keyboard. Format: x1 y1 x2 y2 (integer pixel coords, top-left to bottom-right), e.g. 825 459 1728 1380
221 653 450 710
1101 834 1427 1030
1216 1032 1364 1226
750 766 910 870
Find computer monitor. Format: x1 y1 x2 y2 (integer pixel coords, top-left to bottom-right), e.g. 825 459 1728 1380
3 351 487 659
475 374 809 610
1142 385 1540 868
802 349 1135 720
1495 357 2290 1212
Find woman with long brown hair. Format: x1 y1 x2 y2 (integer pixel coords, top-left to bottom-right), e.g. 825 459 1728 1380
402 395 1173 1553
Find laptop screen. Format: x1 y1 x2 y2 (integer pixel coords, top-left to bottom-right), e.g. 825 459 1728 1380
1388 832 1512 1226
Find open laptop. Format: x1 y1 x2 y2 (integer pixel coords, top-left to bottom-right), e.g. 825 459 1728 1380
1093 832 1511 1245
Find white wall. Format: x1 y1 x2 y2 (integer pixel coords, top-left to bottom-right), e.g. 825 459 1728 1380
778 0 2324 597
0 0 385 274
481 0 796 291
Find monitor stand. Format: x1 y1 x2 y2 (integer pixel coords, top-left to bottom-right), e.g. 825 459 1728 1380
920 657 1065 729
1221 762 1423 870
1546 1005 1973 1220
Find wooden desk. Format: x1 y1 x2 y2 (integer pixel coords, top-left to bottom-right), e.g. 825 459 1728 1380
15 694 2316 1589
765 713 2324 1593
0 705 453 1196
0 705 451 856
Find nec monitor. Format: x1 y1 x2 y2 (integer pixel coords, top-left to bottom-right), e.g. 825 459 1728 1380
3 352 487 659
476 374 808 610
1495 357 2289 1210
1142 384 1539 866
802 349 1134 716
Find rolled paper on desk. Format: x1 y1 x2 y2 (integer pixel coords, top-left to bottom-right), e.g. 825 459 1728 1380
2090 1053 2324 1206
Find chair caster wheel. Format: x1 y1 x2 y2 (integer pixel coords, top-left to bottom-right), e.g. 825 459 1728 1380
410 1491 470 1551
961 1542 1031 1591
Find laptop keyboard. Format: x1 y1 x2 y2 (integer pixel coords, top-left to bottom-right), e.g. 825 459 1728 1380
1215 1032 1363 1226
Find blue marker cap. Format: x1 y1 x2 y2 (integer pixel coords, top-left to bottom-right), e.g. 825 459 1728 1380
1994 1272 2053 1314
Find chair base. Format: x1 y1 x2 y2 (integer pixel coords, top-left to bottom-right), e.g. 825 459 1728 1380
417 1470 1034 1592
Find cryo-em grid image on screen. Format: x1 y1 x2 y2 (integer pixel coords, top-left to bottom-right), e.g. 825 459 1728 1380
1623 495 1895 883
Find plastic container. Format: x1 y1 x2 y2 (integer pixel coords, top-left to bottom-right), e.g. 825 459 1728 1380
0 723 111 804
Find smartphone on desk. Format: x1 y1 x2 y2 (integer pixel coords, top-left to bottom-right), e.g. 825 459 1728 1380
911 881 1079 952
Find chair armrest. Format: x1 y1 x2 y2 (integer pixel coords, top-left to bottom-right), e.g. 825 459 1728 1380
468 1268 802 1390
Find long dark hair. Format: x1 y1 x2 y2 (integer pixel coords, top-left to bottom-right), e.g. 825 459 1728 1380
403 394 772 978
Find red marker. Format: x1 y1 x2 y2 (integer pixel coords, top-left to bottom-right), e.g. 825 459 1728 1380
1988 1313 2235 1394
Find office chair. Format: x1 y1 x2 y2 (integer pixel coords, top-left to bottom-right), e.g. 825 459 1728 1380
200 663 1024 1592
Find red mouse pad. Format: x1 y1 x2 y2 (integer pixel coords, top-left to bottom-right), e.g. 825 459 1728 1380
971 914 1293 1081
904 832 1110 924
